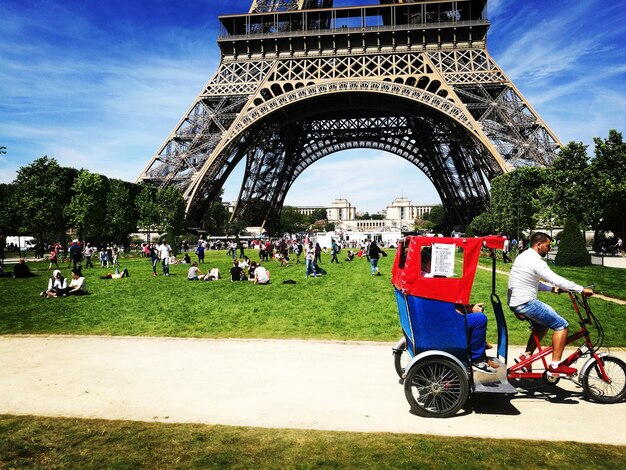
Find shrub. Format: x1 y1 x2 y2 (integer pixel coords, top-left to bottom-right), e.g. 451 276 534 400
555 213 591 266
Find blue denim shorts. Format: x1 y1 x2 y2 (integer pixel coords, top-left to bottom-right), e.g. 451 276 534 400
511 299 568 331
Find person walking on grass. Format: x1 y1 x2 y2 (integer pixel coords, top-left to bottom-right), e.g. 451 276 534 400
83 242 94 269
158 239 172 276
368 241 384 276
330 239 340 264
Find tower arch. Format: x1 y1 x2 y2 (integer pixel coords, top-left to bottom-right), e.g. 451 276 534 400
137 1 561 232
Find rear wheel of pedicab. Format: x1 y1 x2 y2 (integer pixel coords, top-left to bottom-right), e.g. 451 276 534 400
582 356 626 404
404 357 469 418
393 337 410 379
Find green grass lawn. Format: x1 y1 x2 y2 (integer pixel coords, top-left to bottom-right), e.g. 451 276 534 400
1 249 625 346
1 415 624 469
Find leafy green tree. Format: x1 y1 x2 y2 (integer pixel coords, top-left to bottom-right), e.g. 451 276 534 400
279 206 309 234
490 167 550 237
590 130 626 237
413 217 434 231
224 220 246 236
65 170 107 242
467 211 495 236
199 190 229 234
0 183 18 238
106 179 136 244
555 213 591 266
13 157 77 243
136 185 159 243
156 186 185 251
427 205 448 233
550 142 593 226
307 208 328 224
324 222 336 232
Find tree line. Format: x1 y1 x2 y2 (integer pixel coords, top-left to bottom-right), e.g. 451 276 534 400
0 156 225 248
466 130 625 246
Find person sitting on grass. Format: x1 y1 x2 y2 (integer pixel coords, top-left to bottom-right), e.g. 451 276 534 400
187 262 205 281
41 269 67 297
254 265 270 285
345 250 355 262
183 253 191 264
230 260 245 282
48 269 88 297
13 258 35 278
239 256 250 270
204 267 220 281
248 261 258 281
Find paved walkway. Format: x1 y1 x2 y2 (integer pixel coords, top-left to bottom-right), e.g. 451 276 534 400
1 336 625 445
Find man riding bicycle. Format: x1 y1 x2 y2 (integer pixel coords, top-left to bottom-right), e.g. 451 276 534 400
507 232 594 376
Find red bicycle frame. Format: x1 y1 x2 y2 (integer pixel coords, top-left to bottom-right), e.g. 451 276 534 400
508 293 610 382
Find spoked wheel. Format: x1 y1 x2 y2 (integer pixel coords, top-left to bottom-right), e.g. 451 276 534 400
582 356 626 404
404 357 469 418
393 337 410 379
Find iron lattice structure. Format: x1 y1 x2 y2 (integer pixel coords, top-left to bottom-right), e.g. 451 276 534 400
137 0 561 232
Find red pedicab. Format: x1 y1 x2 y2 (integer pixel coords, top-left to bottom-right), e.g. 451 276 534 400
391 236 626 418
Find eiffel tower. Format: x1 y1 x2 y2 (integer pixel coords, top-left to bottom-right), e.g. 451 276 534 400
137 0 560 232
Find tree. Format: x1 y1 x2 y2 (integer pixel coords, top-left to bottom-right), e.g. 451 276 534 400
467 211 495 236
307 208 328 224
156 186 185 251
550 142 593 227
136 185 159 243
427 205 448 233
590 130 626 237
13 157 77 243
200 190 229 234
490 167 550 237
279 206 309 234
0 183 18 238
555 213 591 266
65 170 107 242
106 179 136 244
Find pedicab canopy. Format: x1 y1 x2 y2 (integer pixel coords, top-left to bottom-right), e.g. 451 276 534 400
392 236 505 305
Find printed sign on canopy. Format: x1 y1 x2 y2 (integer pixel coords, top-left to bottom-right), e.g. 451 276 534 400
431 243 456 277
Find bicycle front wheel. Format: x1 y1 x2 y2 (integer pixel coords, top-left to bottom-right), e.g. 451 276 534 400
582 356 626 404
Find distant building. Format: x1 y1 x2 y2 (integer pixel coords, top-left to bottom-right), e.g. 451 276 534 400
326 199 357 221
384 197 434 231
225 197 436 233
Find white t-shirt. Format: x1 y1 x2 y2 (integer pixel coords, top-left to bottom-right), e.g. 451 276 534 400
255 266 270 284
507 248 582 307
158 244 171 259
188 266 200 279
70 276 86 291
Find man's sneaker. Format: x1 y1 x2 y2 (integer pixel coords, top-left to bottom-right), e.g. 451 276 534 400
548 363 577 376
472 361 497 374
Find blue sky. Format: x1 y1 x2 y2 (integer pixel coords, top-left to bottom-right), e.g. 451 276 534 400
1 0 624 213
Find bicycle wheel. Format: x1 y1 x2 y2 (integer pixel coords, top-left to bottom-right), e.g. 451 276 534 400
393 337 410 379
582 356 626 404
404 356 469 418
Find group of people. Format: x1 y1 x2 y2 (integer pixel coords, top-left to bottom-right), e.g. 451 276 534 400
46 240 122 271
229 258 270 284
40 268 88 298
